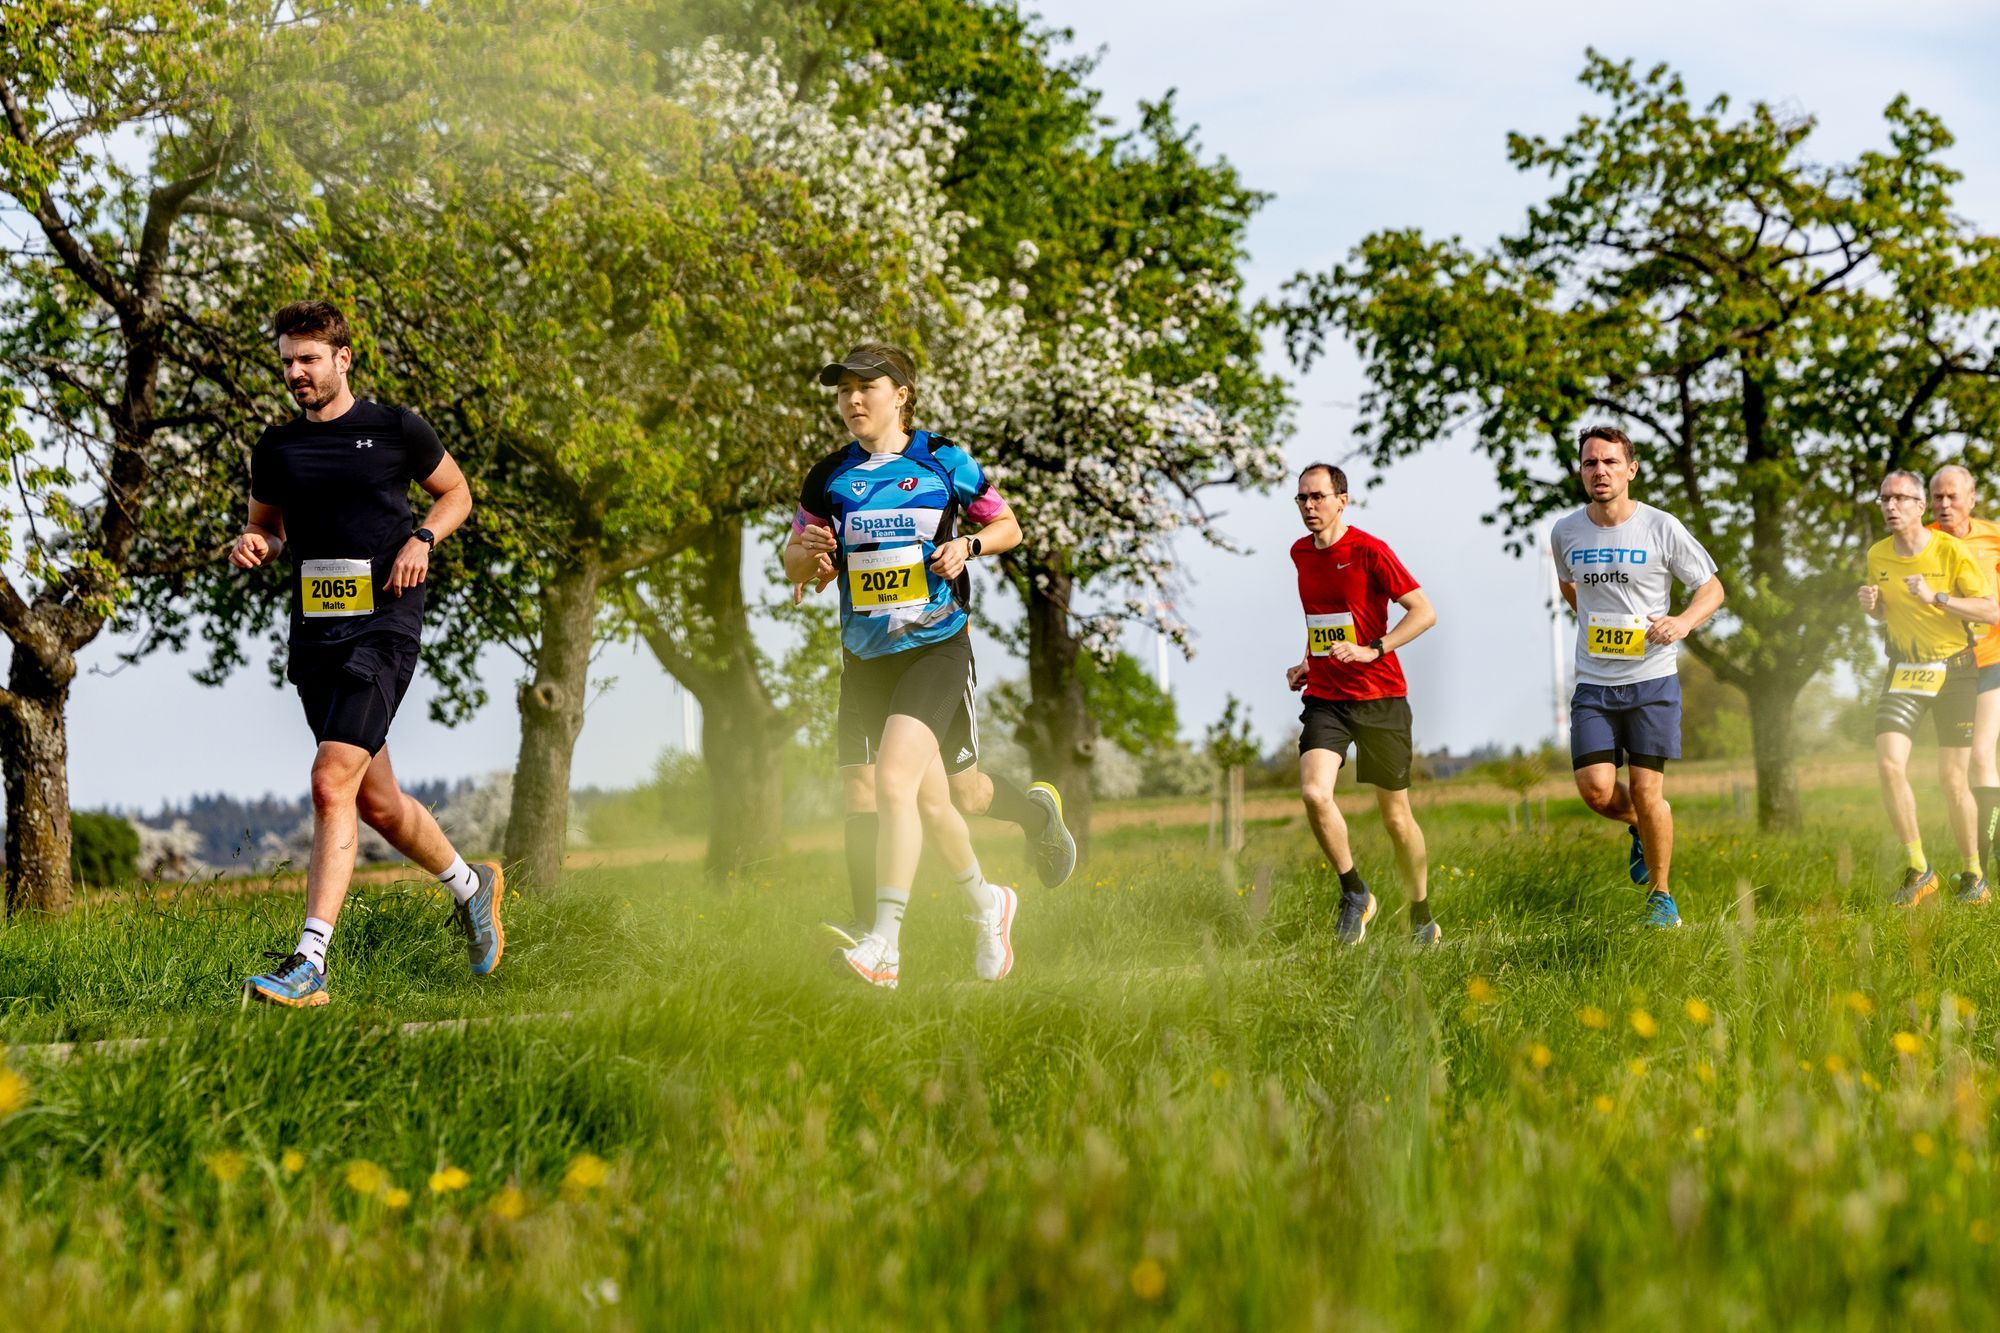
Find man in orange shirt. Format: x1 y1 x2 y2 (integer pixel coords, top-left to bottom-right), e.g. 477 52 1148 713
1931 464 2000 897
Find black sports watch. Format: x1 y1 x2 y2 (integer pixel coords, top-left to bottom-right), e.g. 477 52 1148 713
967 535 983 558
1368 637 1386 656
414 527 436 548
1935 590 1950 608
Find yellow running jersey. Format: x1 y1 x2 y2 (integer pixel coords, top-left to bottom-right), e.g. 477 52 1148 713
1868 530 1992 665
1932 517 2000 668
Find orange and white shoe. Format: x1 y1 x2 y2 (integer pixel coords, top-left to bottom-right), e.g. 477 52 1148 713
972 885 1018 982
838 933 900 989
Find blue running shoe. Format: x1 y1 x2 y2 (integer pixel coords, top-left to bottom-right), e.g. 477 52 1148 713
453 861 506 976
1336 889 1378 945
1892 866 1937 908
1628 825 1650 886
1957 873 1991 905
243 951 329 1008
1642 890 1681 929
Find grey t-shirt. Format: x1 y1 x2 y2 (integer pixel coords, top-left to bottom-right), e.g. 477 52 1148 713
1551 502 1719 685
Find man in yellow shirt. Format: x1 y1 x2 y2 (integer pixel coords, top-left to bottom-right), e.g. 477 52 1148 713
1860 469 2000 905
1930 464 2000 895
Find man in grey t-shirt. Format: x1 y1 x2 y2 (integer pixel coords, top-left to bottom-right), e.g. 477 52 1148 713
1552 425 1726 928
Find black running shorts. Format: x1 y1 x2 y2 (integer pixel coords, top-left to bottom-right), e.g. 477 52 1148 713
1875 652 1978 746
287 633 420 755
1298 695 1414 791
837 629 979 775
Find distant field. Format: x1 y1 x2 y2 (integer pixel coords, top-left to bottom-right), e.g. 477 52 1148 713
5 771 1999 1329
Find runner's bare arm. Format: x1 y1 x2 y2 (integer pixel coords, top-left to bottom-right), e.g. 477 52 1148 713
785 517 837 588
387 452 471 594
1331 587 1435 663
229 498 285 569
930 503 1019 578
1931 588 2000 626
1647 574 1726 644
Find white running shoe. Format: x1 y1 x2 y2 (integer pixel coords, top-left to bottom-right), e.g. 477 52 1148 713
838 933 899 989
971 884 1018 981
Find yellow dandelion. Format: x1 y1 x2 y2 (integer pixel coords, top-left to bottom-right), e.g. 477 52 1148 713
1893 1031 1922 1056
1627 1058 1648 1078
1973 1220 1994 1246
1914 1132 1937 1158
429 1166 471 1195
1528 1043 1554 1071
562 1153 610 1192
1578 1005 1610 1030
383 1187 412 1211
1130 1258 1167 1302
344 1159 388 1197
1592 1094 1615 1115
1684 997 1712 1026
1208 1069 1232 1091
203 1150 246 1184
1466 976 1496 1005
1695 1061 1716 1086
280 1150 305 1176
1952 994 1979 1020
1629 1009 1657 1040
0 1065 29 1117
1823 1054 1849 1075
1845 992 1876 1017
489 1185 527 1220
1861 1071 1882 1091
1692 1126 1709 1143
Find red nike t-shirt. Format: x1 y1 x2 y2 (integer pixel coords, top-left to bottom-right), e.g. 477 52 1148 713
1292 526 1420 701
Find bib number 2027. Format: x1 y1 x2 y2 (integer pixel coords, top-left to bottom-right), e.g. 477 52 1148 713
301 558 375 619
846 545 926 612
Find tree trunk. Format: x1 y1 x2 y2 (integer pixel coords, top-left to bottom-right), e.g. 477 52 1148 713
505 556 604 887
634 517 792 882
1745 670 1802 832
1021 565 1098 858
1 643 77 916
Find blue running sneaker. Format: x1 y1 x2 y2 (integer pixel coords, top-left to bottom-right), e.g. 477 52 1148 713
453 861 506 976
243 951 329 1008
1336 889 1378 945
1957 872 1991 905
1642 890 1681 929
1628 825 1650 886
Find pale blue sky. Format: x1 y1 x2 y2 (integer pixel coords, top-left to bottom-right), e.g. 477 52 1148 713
67 0 2000 809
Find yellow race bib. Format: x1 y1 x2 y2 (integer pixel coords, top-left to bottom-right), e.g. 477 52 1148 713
300 558 374 619
1586 612 1647 658
847 545 927 612
1306 612 1355 657
1888 661 1948 697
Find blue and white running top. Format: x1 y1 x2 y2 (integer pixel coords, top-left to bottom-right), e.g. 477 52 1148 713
793 430 1010 660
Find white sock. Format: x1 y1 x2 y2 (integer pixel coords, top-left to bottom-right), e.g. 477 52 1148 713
952 858 999 915
297 917 333 974
872 887 909 950
439 855 480 905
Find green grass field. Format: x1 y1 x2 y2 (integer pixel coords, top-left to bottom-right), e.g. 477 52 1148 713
5 774 2000 1330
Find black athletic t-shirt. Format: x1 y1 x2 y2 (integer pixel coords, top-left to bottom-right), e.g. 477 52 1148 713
250 399 447 646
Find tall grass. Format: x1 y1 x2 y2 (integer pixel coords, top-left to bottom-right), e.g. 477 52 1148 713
3 781 1997 1329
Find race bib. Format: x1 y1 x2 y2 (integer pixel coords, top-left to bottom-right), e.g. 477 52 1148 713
300 558 374 619
1306 612 1356 657
1586 612 1647 658
847 545 927 612
1888 661 1948 697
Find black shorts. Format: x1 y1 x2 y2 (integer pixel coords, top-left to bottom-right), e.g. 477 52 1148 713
1298 696 1414 791
288 633 420 755
838 630 979 775
1875 654 1979 746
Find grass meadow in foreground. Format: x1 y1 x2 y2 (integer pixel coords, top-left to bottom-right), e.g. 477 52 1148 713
4 775 2000 1329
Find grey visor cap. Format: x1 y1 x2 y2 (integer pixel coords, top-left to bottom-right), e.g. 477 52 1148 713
817 356 908 387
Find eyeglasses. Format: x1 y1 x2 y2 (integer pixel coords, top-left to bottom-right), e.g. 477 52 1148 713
1878 493 1925 506
1295 492 1344 505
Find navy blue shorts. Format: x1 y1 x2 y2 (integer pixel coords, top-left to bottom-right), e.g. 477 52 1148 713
1570 676 1681 772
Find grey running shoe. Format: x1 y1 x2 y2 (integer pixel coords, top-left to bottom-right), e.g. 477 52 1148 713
1954 872 1989 905
1025 782 1078 888
453 861 506 976
1336 889 1377 945
1891 866 1938 908
1411 919 1443 948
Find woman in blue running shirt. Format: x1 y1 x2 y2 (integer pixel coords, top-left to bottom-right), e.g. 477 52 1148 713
784 343 1061 989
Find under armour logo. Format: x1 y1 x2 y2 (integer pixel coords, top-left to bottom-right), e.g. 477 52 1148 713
354 438 375 449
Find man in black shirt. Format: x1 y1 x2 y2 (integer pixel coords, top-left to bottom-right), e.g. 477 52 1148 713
232 300 503 1007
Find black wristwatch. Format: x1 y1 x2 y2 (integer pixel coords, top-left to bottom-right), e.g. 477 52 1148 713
1935 590 1950 608
967 536 982 558
1368 637 1386 656
414 527 436 548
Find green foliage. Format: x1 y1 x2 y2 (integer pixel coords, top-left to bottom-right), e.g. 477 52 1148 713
1203 693 1259 772
1080 651 1179 756
1280 51 2000 821
66 812 137 887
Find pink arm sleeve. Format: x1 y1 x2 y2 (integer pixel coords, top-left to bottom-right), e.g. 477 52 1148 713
964 485 1009 525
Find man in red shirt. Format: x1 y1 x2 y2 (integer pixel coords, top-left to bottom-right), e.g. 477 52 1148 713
1285 463 1440 946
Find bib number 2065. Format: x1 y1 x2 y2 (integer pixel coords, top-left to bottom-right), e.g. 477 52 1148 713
301 558 375 618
